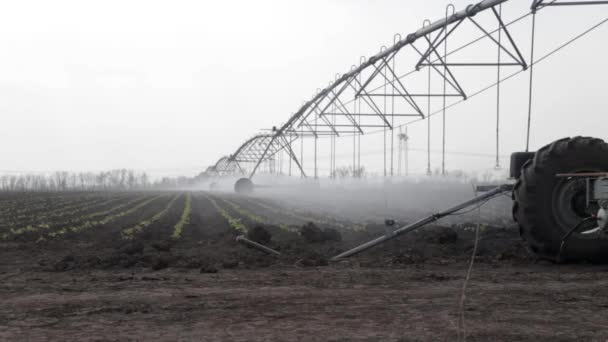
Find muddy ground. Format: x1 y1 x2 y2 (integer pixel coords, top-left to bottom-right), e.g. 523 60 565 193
2 191 608 341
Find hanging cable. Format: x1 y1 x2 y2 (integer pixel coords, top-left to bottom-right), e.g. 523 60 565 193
330 107 334 178
314 100 318 179
288 135 292 176
358 15 608 137
381 45 388 178
358 56 365 176
424 19 432 176
300 126 304 178
390 34 400 177
442 5 454 176
398 127 403 176
496 4 503 169
526 11 537 152
258 6 607 178
352 66 357 177
405 127 409 176
333 99 336 177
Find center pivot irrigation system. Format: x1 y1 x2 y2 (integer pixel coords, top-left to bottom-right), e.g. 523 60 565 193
210 0 608 262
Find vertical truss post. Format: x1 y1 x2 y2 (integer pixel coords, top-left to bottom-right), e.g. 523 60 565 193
526 11 537 152
300 127 304 178
405 127 409 176
381 45 388 178
351 65 357 176
249 136 273 178
495 3 502 169
314 98 318 179
398 127 403 176
424 19 433 176
398 127 409 176
391 34 401 177
289 136 292 176
442 6 454 176
227 0 545 184
329 87 334 179
278 134 306 178
358 56 364 176
278 149 282 175
332 95 337 177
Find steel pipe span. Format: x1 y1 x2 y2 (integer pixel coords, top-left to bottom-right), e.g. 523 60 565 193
208 0 607 181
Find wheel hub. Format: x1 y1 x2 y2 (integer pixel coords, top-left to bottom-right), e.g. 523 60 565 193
552 177 597 234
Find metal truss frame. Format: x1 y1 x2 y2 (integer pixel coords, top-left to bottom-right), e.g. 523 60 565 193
210 0 607 180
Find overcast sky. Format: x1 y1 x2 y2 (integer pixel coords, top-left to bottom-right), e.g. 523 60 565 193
0 0 606 178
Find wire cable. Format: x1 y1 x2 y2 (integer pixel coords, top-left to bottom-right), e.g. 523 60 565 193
363 15 608 136
284 13 607 148
526 12 537 151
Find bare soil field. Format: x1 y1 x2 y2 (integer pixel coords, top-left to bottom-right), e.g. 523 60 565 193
2 191 608 341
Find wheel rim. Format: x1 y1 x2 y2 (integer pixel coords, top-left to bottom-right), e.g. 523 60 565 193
552 173 599 235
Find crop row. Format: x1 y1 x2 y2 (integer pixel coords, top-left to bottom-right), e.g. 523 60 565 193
203 194 247 233
171 193 192 239
0 194 127 228
0 192 79 209
47 195 165 238
1 194 152 239
242 197 363 231
121 194 181 239
0 193 101 219
218 197 294 232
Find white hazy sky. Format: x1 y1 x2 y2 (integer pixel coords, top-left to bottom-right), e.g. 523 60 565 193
0 0 606 178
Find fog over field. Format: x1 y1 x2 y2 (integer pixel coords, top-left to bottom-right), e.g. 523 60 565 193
206 173 512 228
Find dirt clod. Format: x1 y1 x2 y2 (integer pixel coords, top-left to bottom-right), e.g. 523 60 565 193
53 260 75 272
222 260 239 269
151 257 170 271
200 265 219 273
119 242 145 255
247 225 272 244
435 227 458 244
151 240 172 252
322 227 342 242
300 222 325 242
300 222 342 243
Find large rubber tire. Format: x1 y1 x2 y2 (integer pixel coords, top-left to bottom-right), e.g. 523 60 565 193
509 151 535 179
513 136 608 262
234 178 254 195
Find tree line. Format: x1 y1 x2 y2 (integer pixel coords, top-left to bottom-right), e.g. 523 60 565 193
0 169 208 192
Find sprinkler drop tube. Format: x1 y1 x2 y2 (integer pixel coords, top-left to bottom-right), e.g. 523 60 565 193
236 235 281 256
331 184 513 260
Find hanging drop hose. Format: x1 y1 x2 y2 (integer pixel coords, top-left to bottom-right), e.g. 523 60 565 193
556 216 596 263
525 11 537 152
